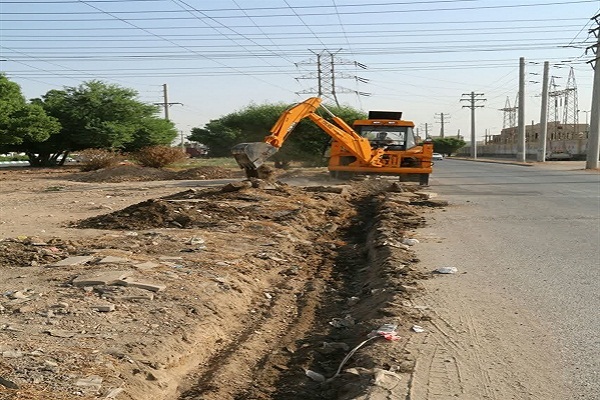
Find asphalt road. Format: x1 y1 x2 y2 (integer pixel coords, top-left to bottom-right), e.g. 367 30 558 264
419 159 600 399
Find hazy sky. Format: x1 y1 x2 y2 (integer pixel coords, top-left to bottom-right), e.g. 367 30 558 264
1 0 598 141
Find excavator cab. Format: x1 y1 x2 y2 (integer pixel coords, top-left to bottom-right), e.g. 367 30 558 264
358 125 417 151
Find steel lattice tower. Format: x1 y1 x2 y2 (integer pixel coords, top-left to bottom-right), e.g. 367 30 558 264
562 67 579 127
500 96 517 128
295 49 369 106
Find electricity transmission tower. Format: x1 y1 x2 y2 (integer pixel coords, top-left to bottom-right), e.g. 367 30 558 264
547 67 579 138
563 67 579 128
548 76 563 139
500 96 517 129
295 49 369 106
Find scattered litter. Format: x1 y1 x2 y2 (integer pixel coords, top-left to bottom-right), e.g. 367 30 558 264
434 266 458 274
305 369 326 382
329 315 355 328
188 237 205 246
368 324 400 341
346 296 360 306
412 325 426 333
328 323 400 383
402 238 419 246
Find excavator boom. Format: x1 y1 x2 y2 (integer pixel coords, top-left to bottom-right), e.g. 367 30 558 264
232 97 383 177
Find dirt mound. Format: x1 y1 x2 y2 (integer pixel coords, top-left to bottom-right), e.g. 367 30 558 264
67 165 241 183
174 166 241 180
74 183 348 231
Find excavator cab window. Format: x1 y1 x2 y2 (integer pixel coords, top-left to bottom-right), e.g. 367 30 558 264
359 126 411 150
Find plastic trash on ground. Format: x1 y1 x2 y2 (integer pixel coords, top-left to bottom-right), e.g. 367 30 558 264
434 266 458 274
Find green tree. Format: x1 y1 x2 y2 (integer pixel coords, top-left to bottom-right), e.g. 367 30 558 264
432 137 466 156
23 80 177 166
0 75 60 151
188 100 366 165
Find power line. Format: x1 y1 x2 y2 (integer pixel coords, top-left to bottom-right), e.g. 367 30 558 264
2 0 596 18
0 17 589 31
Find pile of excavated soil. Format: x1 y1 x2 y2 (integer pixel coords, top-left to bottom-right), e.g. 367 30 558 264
74 182 349 231
66 165 242 183
0 177 440 400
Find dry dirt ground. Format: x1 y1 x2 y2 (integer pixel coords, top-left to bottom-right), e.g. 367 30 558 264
0 165 448 400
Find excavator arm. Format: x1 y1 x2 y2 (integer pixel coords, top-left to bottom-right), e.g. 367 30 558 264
231 97 383 176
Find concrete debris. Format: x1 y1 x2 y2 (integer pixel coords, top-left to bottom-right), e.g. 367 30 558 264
48 255 95 267
414 191 438 200
6 290 29 300
92 304 116 312
98 256 130 264
2 350 24 358
134 261 160 270
119 277 166 292
344 367 402 390
434 266 458 274
44 329 77 338
221 181 252 192
158 256 184 261
105 388 124 399
72 270 133 287
411 325 426 333
75 375 103 390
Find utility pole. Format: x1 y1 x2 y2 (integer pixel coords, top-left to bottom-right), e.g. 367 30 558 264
461 92 486 158
154 84 182 121
586 14 600 169
435 113 450 138
539 61 549 162
517 57 527 162
419 123 429 137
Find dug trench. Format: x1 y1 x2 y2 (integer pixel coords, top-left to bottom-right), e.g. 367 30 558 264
165 179 439 400
0 175 445 400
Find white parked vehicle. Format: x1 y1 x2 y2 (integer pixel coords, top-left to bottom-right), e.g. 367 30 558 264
432 153 444 160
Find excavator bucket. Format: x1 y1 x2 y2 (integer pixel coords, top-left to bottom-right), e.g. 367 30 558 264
231 142 278 175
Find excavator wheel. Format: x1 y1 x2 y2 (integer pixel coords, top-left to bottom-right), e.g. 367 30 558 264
419 174 430 186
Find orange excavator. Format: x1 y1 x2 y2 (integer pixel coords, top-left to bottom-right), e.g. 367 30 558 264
231 97 434 185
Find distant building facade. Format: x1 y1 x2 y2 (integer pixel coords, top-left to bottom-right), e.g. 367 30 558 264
456 121 590 159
